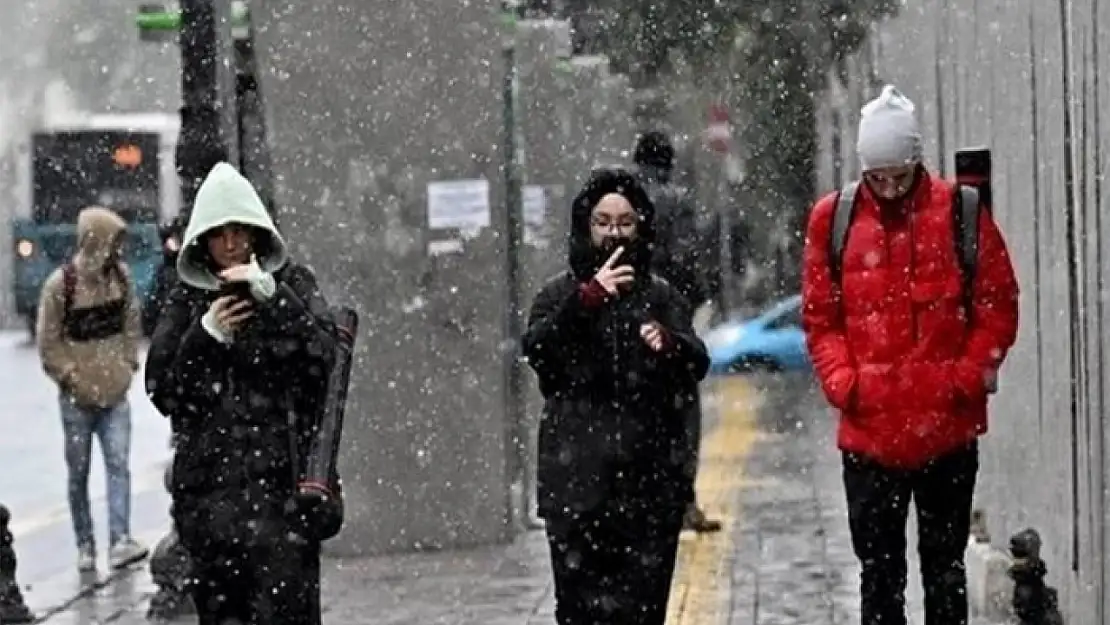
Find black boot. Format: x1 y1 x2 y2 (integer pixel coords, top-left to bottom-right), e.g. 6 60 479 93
683 503 722 533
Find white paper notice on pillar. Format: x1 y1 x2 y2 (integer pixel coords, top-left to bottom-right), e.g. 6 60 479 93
523 185 548 248
427 179 491 236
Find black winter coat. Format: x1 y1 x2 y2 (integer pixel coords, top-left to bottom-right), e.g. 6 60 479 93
145 262 337 550
638 167 709 307
142 253 177 336
522 166 710 524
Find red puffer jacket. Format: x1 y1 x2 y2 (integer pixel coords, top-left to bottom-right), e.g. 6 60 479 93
801 172 1019 468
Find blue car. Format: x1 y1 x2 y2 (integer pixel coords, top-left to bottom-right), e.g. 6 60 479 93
703 295 812 375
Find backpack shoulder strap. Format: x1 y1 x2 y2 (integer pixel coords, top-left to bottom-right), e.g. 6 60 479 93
952 184 981 309
828 181 861 282
59 263 77 337
115 262 132 300
61 263 77 318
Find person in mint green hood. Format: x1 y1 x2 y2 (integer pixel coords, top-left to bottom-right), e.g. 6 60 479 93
145 162 337 625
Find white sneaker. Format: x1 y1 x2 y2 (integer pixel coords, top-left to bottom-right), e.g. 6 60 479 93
109 537 150 570
77 545 96 572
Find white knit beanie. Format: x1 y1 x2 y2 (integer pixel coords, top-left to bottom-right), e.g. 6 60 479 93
857 85 923 172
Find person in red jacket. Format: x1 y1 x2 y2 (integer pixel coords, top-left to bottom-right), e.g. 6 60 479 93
801 85 1019 625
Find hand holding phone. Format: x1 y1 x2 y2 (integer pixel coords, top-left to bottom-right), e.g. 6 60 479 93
594 246 635 295
219 280 254 306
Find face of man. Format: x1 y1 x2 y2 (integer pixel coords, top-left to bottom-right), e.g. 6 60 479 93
863 164 918 201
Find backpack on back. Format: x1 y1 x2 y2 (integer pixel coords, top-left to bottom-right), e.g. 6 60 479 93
60 263 130 336
827 181 982 312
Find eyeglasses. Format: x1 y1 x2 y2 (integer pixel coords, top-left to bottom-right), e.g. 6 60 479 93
590 216 638 233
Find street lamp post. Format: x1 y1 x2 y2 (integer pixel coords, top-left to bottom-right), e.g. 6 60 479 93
137 0 264 212
0 505 33 624
500 0 527 539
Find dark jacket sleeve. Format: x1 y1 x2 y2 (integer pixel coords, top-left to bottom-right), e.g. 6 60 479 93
654 281 710 382
145 284 228 418
521 275 589 396
253 264 338 366
262 265 339 478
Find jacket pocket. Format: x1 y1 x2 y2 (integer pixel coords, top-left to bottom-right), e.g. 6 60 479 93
855 363 894 413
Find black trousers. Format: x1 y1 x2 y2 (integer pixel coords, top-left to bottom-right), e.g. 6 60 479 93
843 442 979 625
546 501 684 625
187 527 321 625
682 392 702 505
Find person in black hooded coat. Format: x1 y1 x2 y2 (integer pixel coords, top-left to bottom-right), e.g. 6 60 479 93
633 130 722 534
145 163 337 625
142 215 186 336
522 166 710 625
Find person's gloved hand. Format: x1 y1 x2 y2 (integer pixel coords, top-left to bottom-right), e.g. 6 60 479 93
218 254 276 302
201 295 253 343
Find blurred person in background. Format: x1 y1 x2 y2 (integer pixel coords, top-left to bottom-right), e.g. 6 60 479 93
801 85 1019 625
523 166 709 624
143 214 187 336
633 130 722 534
145 163 337 625
37 206 150 572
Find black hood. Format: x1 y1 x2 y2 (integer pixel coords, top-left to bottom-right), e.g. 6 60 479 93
633 130 675 170
568 166 656 281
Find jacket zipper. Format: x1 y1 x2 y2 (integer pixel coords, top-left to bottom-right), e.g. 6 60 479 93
909 207 918 342
610 311 622 453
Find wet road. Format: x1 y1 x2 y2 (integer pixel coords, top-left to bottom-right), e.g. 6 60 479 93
0 331 172 613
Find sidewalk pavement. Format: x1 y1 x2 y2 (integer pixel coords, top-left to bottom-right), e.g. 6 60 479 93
39 374 940 625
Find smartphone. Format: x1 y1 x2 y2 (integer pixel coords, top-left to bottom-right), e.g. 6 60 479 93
955 147 992 211
219 281 253 304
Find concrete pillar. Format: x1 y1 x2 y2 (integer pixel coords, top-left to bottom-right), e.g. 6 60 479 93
254 0 512 556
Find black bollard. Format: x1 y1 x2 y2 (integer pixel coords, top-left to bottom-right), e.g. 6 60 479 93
0 505 34 624
146 465 195 621
1009 528 1065 625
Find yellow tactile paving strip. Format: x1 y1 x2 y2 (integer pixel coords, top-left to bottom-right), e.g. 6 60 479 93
666 375 759 625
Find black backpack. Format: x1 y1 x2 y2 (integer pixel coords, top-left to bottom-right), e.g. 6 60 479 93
827 181 982 311
60 262 130 336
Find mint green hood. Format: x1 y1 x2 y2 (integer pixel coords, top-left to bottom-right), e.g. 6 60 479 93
176 162 288 291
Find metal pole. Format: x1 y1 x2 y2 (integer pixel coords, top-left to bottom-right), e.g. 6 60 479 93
717 181 732 316
212 0 240 169
500 1 525 540
717 151 744 317
234 33 277 217
174 0 236 213
0 505 34 624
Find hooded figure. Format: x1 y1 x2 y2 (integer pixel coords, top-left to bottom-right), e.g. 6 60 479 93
632 131 708 307
145 163 337 625
633 131 722 533
37 206 149 572
142 215 187 336
522 166 710 625
39 207 140 408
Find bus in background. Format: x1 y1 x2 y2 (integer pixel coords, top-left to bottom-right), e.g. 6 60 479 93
11 112 180 336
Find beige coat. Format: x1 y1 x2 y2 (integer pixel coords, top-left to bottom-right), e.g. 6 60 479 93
37 207 141 408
